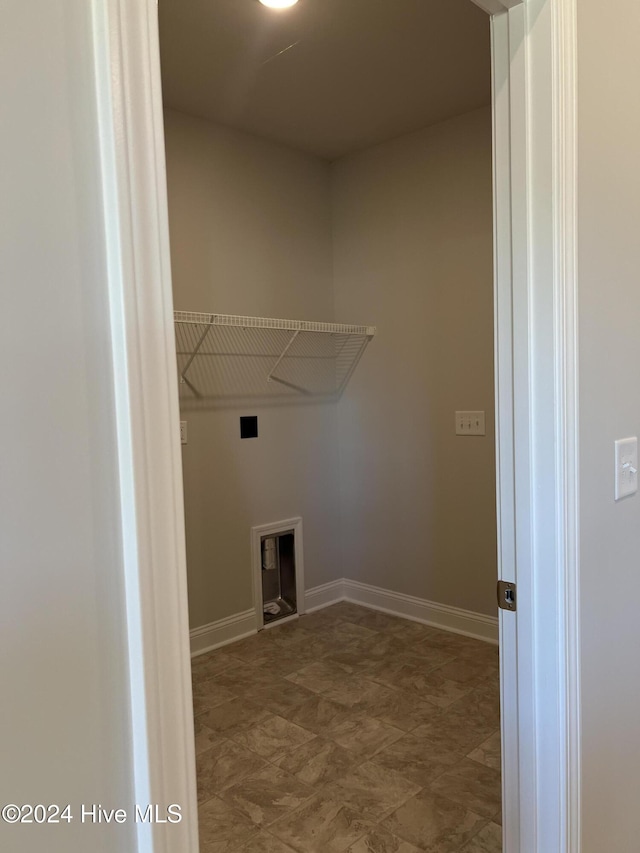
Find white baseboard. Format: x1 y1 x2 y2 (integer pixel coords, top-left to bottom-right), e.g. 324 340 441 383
189 581 342 656
190 609 257 658
343 579 498 644
304 579 345 612
190 578 498 656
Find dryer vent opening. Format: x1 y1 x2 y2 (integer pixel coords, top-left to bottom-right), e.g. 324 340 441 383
261 530 296 624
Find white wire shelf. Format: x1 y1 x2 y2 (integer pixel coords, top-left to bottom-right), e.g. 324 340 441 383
173 311 376 407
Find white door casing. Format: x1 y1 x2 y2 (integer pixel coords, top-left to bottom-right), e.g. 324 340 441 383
91 1 199 851
92 0 580 851
487 1 580 850
471 0 524 15
490 8 526 848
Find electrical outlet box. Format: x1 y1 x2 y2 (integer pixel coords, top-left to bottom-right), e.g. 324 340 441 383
180 421 187 445
455 411 486 436
240 416 258 439
614 436 638 500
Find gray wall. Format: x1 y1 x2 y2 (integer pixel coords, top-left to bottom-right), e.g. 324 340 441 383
577 1 640 848
332 108 497 616
165 106 496 628
164 110 342 628
0 2 135 850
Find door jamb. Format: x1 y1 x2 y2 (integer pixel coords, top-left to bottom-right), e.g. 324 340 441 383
485 0 580 850
91 1 199 851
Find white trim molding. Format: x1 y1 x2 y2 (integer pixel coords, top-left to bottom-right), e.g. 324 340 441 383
552 0 581 849
251 517 305 630
490 1 581 850
190 610 257 657
91 1 199 851
470 0 523 16
305 579 345 613
491 6 530 850
190 581 498 657
308 580 499 644
343 580 498 644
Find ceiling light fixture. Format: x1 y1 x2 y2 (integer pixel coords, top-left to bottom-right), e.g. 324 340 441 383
258 0 299 8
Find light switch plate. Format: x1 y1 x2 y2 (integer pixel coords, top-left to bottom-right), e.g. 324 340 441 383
455 411 486 436
614 436 637 500
180 420 187 445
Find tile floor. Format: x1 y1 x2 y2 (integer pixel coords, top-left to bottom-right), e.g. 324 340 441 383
192 602 501 853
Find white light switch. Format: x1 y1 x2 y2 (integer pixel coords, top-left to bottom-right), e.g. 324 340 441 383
455 411 486 436
180 420 188 445
614 436 637 500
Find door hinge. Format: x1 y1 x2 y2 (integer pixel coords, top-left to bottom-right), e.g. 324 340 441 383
497 580 516 611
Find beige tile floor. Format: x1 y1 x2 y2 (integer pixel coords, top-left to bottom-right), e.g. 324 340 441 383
192 602 501 853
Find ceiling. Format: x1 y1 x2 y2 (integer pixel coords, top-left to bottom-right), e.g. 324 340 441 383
158 0 491 161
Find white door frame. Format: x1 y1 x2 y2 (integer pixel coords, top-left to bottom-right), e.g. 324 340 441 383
480 1 580 850
93 0 580 851
91 2 198 852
